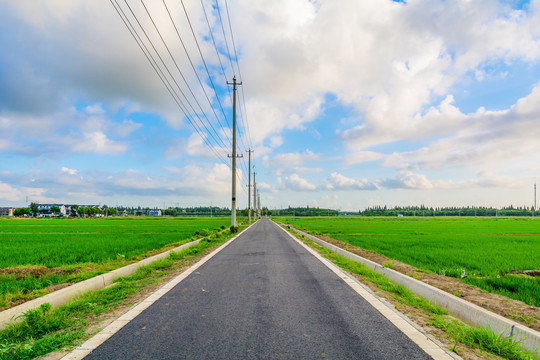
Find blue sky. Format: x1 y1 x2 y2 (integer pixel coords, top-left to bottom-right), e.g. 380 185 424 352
1 0 539 211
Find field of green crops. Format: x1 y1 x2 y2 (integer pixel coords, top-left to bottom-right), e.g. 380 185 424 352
0 217 231 308
279 216 540 307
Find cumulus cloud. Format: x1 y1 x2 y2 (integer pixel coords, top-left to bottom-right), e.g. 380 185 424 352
380 171 433 190
324 172 378 191
278 174 316 191
0 181 23 202
266 149 319 168
61 167 77 175
344 151 385 165
382 83 540 172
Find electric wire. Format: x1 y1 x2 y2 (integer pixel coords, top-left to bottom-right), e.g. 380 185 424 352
200 0 252 177
162 0 232 145
139 0 229 150
111 0 229 166
200 0 229 88
178 0 232 134
220 0 254 151
214 0 236 76
118 0 229 166
112 0 254 191
210 0 253 191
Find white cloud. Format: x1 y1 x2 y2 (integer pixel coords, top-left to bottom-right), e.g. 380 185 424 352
61 167 77 175
267 149 319 168
72 131 127 155
0 181 23 202
381 82 540 172
380 171 433 190
269 136 283 148
344 151 384 165
324 172 378 191
279 174 316 191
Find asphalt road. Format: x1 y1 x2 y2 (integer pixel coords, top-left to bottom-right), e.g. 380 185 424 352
84 218 433 359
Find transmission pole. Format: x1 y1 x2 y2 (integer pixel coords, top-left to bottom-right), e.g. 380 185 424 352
247 149 253 224
227 76 242 226
257 191 262 217
253 172 257 220
534 183 537 219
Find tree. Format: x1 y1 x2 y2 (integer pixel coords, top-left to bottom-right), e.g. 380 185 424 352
13 207 30 217
71 205 79 217
30 202 38 217
50 206 61 215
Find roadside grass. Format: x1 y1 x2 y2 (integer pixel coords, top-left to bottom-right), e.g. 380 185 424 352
0 217 230 309
278 216 540 307
288 229 538 360
0 226 241 360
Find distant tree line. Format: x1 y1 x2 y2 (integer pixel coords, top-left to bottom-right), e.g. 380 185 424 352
358 205 539 217
268 206 339 217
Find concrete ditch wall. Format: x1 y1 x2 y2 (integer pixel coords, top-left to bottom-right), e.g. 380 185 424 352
285 224 539 356
0 238 204 330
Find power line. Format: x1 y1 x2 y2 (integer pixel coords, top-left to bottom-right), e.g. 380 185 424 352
111 0 229 166
221 0 254 150
139 0 229 150
223 0 241 77
178 0 231 135
215 0 236 76
200 0 229 87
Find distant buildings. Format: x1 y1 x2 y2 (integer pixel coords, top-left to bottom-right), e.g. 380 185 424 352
1 204 163 217
147 209 162 216
0 207 15 216
37 204 68 216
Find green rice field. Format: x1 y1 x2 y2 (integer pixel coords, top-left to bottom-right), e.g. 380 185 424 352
279 216 540 307
0 217 231 308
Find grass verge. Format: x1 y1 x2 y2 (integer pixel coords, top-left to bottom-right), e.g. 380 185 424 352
0 226 241 360
288 229 538 360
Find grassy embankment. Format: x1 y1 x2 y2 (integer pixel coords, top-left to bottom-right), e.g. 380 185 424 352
284 225 538 360
0 217 230 309
0 225 242 360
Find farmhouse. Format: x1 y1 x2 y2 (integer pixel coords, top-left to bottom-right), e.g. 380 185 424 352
0 207 15 216
147 209 162 216
37 204 68 216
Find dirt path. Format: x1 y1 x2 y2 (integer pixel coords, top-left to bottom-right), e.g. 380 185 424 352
312 233 540 332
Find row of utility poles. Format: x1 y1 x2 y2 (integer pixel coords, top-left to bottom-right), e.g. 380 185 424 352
229 76 261 226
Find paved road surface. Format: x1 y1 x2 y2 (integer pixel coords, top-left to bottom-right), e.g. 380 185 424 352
84 218 433 359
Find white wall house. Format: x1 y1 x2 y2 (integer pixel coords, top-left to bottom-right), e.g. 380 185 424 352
0 207 15 216
37 204 67 216
147 209 162 217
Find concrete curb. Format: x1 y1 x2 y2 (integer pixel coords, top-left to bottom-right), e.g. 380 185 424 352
0 236 209 330
283 224 540 356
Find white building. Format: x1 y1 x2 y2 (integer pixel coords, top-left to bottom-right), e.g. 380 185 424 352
0 207 15 216
147 209 162 217
37 204 68 216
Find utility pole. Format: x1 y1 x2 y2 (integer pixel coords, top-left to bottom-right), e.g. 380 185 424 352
227 76 242 226
257 190 261 218
247 149 253 224
253 172 257 220
534 183 537 219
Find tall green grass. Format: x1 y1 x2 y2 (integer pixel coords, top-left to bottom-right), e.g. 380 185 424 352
0 217 230 308
0 232 234 360
279 217 540 306
0 217 230 267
